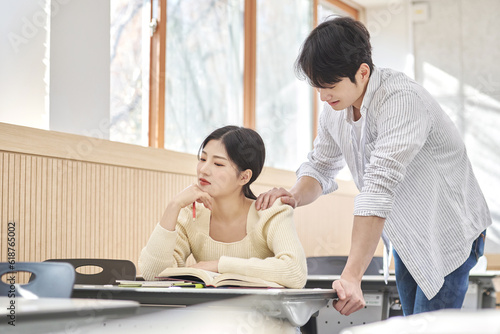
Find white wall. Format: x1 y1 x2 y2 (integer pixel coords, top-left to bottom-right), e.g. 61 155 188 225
0 0 49 129
364 0 413 77
363 0 500 253
0 0 110 139
49 0 110 139
412 0 500 253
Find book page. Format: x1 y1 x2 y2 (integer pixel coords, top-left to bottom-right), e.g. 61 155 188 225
157 267 220 284
213 273 283 288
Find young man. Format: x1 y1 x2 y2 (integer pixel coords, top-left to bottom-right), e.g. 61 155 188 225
256 16 491 316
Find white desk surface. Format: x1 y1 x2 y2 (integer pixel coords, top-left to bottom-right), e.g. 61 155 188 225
73 284 337 303
0 297 139 333
72 285 337 327
0 296 139 318
308 271 499 285
340 309 500 334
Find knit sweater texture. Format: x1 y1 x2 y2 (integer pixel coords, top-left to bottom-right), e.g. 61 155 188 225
138 199 307 288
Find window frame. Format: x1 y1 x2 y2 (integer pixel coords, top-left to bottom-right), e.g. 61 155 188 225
148 0 359 149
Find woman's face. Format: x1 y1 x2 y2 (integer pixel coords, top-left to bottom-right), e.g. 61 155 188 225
197 139 242 198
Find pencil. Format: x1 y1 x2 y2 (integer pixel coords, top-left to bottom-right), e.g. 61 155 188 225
192 201 196 221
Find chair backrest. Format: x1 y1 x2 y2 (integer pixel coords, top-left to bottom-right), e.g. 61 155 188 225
0 262 75 298
307 256 383 275
45 258 136 284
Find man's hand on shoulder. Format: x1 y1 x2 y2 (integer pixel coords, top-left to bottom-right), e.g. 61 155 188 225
255 187 297 210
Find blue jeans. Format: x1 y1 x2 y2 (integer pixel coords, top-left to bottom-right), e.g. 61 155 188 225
393 230 486 316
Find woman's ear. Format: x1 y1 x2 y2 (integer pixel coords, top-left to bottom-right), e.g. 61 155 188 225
239 169 252 186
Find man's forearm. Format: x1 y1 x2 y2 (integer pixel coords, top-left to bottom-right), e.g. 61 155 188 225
342 215 386 281
290 176 323 207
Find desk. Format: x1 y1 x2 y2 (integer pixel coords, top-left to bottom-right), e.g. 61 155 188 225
466 271 499 309
306 272 500 310
340 309 500 334
0 297 139 333
305 275 398 334
305 272 499 334
72 285 337 327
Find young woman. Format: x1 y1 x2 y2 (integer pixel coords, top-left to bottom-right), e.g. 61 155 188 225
139 126 307 288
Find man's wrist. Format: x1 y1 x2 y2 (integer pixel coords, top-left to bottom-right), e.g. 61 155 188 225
340 268 364 283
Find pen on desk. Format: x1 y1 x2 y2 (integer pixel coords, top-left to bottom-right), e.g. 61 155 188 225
192 201 196 221
171 283 204 288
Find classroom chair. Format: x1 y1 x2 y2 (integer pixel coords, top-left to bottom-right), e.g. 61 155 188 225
0 261 75 298
306 256 383 275
45 258 136 285
302 256 385 334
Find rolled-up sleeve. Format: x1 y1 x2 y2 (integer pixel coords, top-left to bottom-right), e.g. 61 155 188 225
296 105 346 195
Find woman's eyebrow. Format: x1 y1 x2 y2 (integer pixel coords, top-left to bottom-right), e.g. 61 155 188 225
201 150 228 160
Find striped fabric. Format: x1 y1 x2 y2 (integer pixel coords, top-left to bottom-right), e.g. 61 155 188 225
297 67 491 299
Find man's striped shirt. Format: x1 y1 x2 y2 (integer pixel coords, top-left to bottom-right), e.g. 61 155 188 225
297 67 491 299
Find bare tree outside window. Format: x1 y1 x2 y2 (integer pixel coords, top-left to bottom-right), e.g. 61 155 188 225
164 0 244 154
110 0 150 146
256 0 313 170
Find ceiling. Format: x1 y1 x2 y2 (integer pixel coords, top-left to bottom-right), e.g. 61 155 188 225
351 0 399 8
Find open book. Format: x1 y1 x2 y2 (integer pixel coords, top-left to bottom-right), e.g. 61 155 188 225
157 267 284 288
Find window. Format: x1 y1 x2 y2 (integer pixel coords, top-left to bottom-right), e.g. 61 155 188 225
317 0 358 23
1 1 359 172
255 0 313 169
163 0 244 155
110 0 150 146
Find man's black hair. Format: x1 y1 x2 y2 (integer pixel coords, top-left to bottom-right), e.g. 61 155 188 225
295 16 374 87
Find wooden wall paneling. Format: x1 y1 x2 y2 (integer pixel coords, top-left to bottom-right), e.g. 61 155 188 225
103 164 110 260
56 159 63 259
1 124 365 274
100 164 105 260
124 167 131 261
24 154 30 261
18 155 25 262
45 157 51 260
61 160 71 258
34 156 41 262
12 155 19 262
70 160 77 259
49 158 55 260
1 154 5 264
83 162 88 261
73 160 79 259
94 164 100 259
88 163 94 259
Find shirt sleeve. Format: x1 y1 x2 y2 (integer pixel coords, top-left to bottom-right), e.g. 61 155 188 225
296 103 346 195
354 90 432 218
138 208 193 280
218 199 308 289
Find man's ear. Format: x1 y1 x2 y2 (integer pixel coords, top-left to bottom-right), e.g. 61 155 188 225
239 169 252 186
358 63 370 81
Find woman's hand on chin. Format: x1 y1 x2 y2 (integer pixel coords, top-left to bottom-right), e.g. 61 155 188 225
172 184 214 211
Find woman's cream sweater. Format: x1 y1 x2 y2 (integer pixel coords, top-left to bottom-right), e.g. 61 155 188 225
138 199 307 288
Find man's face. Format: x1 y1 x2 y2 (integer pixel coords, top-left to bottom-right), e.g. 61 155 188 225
316 76 365 111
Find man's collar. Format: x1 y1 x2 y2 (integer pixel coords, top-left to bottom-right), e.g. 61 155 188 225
360 66 381 114
343 66 381 123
